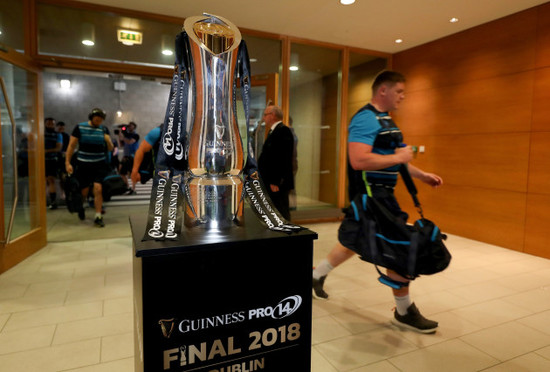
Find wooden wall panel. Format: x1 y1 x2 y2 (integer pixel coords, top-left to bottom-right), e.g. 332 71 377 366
394 71 535 136
527 132 550 193
395 184 526 251
525 193 550 257
403 133 530 193
393 8 538 92
531 67 550 131
536 2 550 68
392 2 550 258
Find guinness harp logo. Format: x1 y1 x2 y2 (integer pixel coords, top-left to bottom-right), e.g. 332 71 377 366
159 318 176 339
158 170 171 180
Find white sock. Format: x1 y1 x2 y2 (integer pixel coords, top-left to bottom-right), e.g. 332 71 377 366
95 213 102 219
395 295 412 315
313 259 333 279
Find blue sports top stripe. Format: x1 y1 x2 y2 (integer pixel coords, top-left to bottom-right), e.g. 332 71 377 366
72 122 108 163
375 233 410 245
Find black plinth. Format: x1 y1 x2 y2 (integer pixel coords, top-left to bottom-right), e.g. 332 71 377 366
131 211 317 372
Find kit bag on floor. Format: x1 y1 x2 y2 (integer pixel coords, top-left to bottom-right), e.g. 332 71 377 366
102 172 127 201
354 165 451 280
64 174 83 214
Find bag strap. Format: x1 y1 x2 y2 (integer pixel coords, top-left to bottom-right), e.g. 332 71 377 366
376 267 410 289
362 171 373 197
399 163 424 219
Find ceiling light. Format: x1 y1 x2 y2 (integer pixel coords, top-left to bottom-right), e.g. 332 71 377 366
57 74 72 89
250 58 258 63
117 110 123 118
289 53 299 71
340 0 356 4
161 34 174 56
59 79 71 89
81 23 95 46
450 17 459 23
395 39 403 44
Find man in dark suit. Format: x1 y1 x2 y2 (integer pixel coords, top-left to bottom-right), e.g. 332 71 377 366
258 105 295 220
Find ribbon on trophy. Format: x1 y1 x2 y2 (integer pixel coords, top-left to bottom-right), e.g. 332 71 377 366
235 42 304 234
142 31 190 241
143 14 304 241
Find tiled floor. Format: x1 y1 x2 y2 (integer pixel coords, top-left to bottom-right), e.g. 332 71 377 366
2 213 550 371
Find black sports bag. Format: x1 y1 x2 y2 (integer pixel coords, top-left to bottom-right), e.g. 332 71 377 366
102 172 127 201
351 191 451 280
64 174 83 214
350 164 451 280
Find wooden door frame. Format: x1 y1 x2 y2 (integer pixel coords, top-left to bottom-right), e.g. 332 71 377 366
0 45 46 274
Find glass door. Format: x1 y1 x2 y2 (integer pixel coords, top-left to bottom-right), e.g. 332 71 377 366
0 56 46 273
0 61 37 240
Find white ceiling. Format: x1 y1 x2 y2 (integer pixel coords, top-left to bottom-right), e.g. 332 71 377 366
75 0 548 53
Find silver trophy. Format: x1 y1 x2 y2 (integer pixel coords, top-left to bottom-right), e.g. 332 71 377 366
184 14 245 229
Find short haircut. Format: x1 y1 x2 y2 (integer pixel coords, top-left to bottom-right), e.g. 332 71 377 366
129 121 137 128
44 117 55 124
268 105 284 120
372 70 406 95
56 121 65 127
89 108 106 120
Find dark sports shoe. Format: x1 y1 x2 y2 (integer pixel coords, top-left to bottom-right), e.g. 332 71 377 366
94 216 105 228
312 275 329 300
391 303 438 334
48 202 58 210
78 207 85 221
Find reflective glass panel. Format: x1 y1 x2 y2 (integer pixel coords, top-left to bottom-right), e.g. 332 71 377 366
0 60 38 240
37 3 183 68
289 43 341 210
0 0 25 52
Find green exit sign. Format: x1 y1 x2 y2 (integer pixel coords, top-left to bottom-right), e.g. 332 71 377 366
118 30 143 45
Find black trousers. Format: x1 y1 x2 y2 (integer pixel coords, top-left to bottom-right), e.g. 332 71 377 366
268 189 291 220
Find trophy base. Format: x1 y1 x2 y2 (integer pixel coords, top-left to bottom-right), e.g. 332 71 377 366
184 175 244 229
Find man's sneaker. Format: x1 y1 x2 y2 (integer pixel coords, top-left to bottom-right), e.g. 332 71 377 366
391 303 438 334
94 216 105 228
48 202 58 210
78 208 85 221
312 275 329 300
